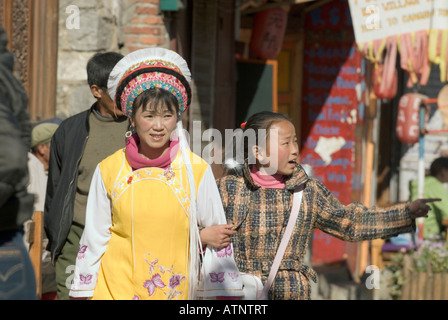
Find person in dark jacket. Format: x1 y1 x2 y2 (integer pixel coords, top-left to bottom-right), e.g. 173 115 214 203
0 25 36 300
44 52 130 300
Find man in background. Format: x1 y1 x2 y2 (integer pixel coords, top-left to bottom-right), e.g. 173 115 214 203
28 122 59 212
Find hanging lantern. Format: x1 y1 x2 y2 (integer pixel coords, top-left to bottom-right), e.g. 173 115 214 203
396 93 428 144
249 7 288 60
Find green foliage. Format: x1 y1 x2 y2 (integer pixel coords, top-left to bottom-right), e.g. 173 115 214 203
385 250 405 299
414 239 448 273
385 236 448 299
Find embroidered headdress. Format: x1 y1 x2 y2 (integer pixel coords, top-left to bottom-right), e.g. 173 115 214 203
107 48 202 299
108 47 192 117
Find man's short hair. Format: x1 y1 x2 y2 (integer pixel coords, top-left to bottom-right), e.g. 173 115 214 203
87 52 124 90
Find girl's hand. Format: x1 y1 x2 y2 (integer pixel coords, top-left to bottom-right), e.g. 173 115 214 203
200 224 236 250
409 198 441 219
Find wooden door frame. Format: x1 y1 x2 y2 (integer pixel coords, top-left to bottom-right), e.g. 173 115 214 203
213 0 237 135
1 0 58 123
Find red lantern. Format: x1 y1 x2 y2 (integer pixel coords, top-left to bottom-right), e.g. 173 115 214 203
249 7 288 60
396 93 428 144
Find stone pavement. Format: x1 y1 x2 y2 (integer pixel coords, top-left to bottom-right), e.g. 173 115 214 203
310 263 393 300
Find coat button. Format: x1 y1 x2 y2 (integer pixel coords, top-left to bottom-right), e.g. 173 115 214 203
250 231 258 238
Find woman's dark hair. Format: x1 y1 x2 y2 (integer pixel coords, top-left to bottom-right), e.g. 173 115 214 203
132 87 179 118
87 52 124 90
429 157 448 177
224 111 293 176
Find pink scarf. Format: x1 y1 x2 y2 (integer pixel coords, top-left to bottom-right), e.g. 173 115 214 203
250 165 286 189
126 133 179 170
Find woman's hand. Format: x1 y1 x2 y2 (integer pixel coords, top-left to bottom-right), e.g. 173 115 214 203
409 198 441 219
200 224 236 250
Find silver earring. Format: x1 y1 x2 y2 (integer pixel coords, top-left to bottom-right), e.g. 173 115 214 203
125 131 132 138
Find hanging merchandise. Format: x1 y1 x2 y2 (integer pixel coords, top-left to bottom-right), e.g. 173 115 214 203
369 37 398 99
398 30 431 88
249 7 288 60
349 0 448 89
396 93 429 144
428 29 448 82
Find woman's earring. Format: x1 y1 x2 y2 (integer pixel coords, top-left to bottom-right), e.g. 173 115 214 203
125 130 133 138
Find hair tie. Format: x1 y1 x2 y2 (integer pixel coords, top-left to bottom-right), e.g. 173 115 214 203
240 122 247 129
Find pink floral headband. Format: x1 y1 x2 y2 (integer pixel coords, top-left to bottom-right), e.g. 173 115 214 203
117 66 190 117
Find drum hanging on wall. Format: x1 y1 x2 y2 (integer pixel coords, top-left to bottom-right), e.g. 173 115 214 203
396 93 428 144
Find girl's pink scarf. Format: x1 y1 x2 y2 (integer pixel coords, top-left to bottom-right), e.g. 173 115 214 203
250 165 286 189
126 133 179 170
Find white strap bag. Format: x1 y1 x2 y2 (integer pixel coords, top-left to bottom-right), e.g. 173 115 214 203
241 188 303 300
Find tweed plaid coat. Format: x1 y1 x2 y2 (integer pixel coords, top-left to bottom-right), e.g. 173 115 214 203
217 163 415 300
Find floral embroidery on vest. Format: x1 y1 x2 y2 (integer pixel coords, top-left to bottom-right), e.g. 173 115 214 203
110 166 191 217
163 166 176 180
143 252 186 300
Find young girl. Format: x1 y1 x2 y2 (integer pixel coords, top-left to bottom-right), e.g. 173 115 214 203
218 111 439 300
69 48 243 300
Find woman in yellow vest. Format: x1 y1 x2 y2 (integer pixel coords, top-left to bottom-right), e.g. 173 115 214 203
69 48 243 300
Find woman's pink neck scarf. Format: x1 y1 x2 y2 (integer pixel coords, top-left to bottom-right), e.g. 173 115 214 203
250 165 286 189
126 133 180 170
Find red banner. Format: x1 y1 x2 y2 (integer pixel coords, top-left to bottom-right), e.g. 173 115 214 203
300 0 366 264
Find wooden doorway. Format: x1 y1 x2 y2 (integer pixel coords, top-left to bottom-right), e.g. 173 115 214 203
1 0 58 123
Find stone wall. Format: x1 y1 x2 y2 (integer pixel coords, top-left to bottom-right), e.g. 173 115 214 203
56 0 169 119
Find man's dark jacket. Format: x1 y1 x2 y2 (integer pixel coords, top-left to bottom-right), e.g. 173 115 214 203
44 106 92 261
44 105 131 262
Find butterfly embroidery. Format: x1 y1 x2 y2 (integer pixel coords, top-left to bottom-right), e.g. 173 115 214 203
77 245 87 259
144 274 166 296
228 272 239 282
209 272 225 283
216 244 232 258
79 274 93 285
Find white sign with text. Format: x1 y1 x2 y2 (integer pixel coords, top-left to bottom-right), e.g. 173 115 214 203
348 0 448 44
